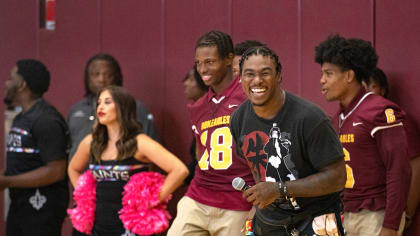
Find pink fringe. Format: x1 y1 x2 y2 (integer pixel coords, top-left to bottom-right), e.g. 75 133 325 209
67 170 96 234
119 172 172 235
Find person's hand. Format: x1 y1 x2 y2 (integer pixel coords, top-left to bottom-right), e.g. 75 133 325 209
241 207 256 233
243 182 284 209
378 227 398 236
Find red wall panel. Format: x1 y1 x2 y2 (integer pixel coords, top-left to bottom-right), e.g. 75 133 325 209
300 0 373 116
39 0 101 116
231 0 299 94
376 0 420 132
376 3 420 233
101 0 164 136
0 0 38 232
1 1 420 235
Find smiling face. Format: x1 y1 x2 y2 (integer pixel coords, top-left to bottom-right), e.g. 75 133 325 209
96 89 118 125
241 55 281 107
195 46 232 93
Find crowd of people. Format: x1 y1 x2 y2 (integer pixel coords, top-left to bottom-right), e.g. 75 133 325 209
0 30 418 236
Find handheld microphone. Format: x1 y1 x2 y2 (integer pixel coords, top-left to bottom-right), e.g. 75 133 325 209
232 177 251 192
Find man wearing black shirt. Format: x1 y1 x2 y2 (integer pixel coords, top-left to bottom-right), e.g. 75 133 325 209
0 59 69 236
230 46 346 235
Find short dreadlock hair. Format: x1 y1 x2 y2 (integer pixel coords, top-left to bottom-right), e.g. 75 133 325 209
84 53 123 96
234 40 265 56
195 30 234 59
239 46 282 76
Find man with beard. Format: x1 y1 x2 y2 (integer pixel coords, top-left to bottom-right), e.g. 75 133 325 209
230 46 346 235
0 59 69 236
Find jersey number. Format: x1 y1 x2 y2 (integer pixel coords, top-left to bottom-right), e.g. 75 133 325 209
343 147 355 188
385 108 396 124
198 127 233 170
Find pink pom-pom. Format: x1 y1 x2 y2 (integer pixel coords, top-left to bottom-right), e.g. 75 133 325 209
67 170 97 234
119 172 172 235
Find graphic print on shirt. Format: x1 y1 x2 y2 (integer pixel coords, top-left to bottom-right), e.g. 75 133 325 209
90 164 146 181
241 123 296 183
7 133 22 147
263 123 296 183
242 123 300 209
29 189 47 210
6 128 40 154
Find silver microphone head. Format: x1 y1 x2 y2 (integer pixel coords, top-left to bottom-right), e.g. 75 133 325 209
232 177 246 191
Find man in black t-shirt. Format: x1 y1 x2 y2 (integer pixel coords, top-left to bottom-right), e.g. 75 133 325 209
229 46 346 235
0 59 69 236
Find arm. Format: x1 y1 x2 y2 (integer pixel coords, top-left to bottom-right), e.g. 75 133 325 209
0 117 70 191
406 156 420 225
135 134 189 201
68 135 92 187
0 159 66 190
376 126 411 232
243 158 346 209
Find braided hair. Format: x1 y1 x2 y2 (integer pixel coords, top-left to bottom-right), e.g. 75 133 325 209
234 40 265 56
239 46 282 76
84 53 123 96
195 30 234 59
314 34 378 84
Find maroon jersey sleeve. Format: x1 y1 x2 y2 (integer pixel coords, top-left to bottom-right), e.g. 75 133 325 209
370 106 411 230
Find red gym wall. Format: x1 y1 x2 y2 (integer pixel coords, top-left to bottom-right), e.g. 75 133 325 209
1 1 419 235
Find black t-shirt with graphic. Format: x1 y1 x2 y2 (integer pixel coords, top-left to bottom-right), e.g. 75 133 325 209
5 99 69 211
230 92 344 225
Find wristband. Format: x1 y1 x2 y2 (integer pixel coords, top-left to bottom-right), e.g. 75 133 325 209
278 181 288 197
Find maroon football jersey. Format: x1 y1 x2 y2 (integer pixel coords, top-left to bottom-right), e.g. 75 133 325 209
186 79 254 211
332 89 411 229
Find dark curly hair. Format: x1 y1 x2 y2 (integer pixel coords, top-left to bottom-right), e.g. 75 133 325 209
16 59 50 97
90 86 143 163
195 30 234 59
314 34 378 84
368 67 389 98
239 46 282 76
234 40 265 56
84 53 123 96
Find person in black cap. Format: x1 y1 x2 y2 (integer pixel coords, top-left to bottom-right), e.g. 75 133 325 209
0 59 70 236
